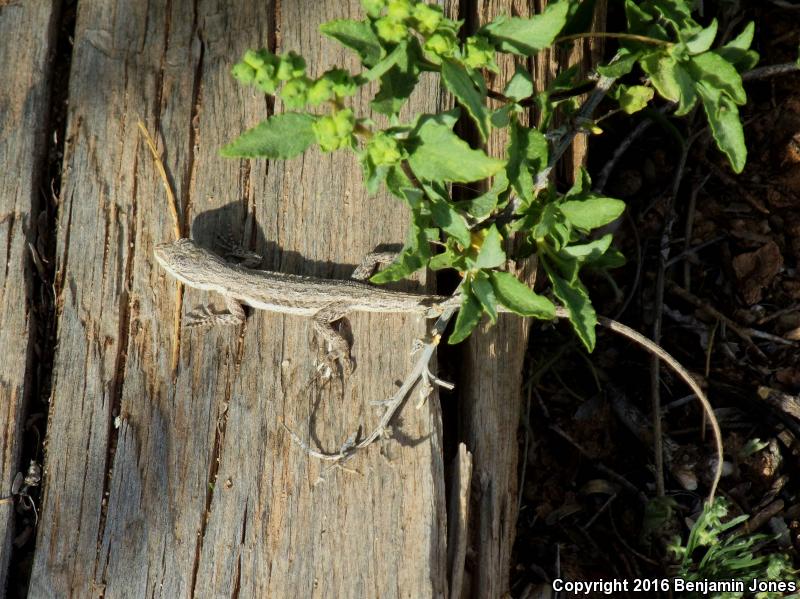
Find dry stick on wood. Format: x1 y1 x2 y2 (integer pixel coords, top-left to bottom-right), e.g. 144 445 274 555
139 121 184 374
285 304 725 502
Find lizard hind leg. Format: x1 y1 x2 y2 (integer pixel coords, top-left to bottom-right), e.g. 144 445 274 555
312 302 354 377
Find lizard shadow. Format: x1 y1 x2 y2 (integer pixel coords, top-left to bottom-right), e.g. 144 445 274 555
190 204 428 293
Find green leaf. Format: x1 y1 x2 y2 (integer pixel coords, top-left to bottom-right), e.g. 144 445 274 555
481 0 570 56
490 271 555 319
597 49 641 78
559 197 625 230
470 273 497 323
683 18 717 55
714 22 759 72
544 261 597 351
441 59 490 141
615 84 655 114
362 41 409 81
504 65 534 101
371 40 422 116
408 119 504 183
560 234 613 261
424 183 472 247
649 0 695 32
560 0 599 37
449 285 483 344
371 213 432 283
640 53 697 116
696 83 747 173
506 119 548 204
320 19 384 66
457 170 509 219
687 52 746 106
360 153 388 195
220 112 316 159
474 225 506 269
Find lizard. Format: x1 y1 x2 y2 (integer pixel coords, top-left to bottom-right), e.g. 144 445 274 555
154 239 726 492
153 237 460 375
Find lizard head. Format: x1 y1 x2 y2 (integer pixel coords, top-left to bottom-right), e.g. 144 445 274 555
154 238 218 282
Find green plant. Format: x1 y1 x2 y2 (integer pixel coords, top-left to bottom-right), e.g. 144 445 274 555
669 498 799 599
221 0 757 351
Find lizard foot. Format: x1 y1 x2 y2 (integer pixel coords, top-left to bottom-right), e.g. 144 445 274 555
216 233 262 268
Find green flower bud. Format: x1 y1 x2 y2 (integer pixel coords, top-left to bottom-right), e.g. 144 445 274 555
375 16 408 42
462 36 497 71
255 75 278 94
386 0 412 22
276 51 306 81
243 49 275 69
423 32 457 61
412 3 443 35
313 116 341 152
312 109 356 152
231 62 256 84
367 133 404 166
307 77 334 106
325 69 358 97
361 0 386 18
332 108 356 138
280 76 311 109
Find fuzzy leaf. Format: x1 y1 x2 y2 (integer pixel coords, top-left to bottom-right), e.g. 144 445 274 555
544 262 597 351
408 119 504 183
320 19 383 66
683 18 717 55
371 40 421 116
441 59 490 141
688 52 746 105
471 273 498 323
370 212 431 283
714 22 759 72
490 271 555 318
449 286 483 344
616 85 655 114
425 183 472 247
560 234 613 261
697 83 747 173
474 225 506 269
504 65 534 101
481 0 570 56
220 113 316 159
640 53 697 116
559 197 625 230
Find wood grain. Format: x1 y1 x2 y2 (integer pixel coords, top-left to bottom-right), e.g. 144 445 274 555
458 1 606 596
0 1 59 592
29 1 455 597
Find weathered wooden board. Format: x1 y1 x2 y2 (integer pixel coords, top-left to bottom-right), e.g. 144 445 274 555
29 1 454 597
0 1 59 593
458 1 606 596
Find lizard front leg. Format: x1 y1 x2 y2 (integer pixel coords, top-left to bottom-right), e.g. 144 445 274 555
312 302 354 376
185 295 246 328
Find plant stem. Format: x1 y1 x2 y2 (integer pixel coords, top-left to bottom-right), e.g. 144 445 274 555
556 31 672 46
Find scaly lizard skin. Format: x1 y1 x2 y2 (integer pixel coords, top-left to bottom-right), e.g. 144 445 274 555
154 238 458 374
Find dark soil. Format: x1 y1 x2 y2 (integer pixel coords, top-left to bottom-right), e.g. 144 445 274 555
511 2 800 597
